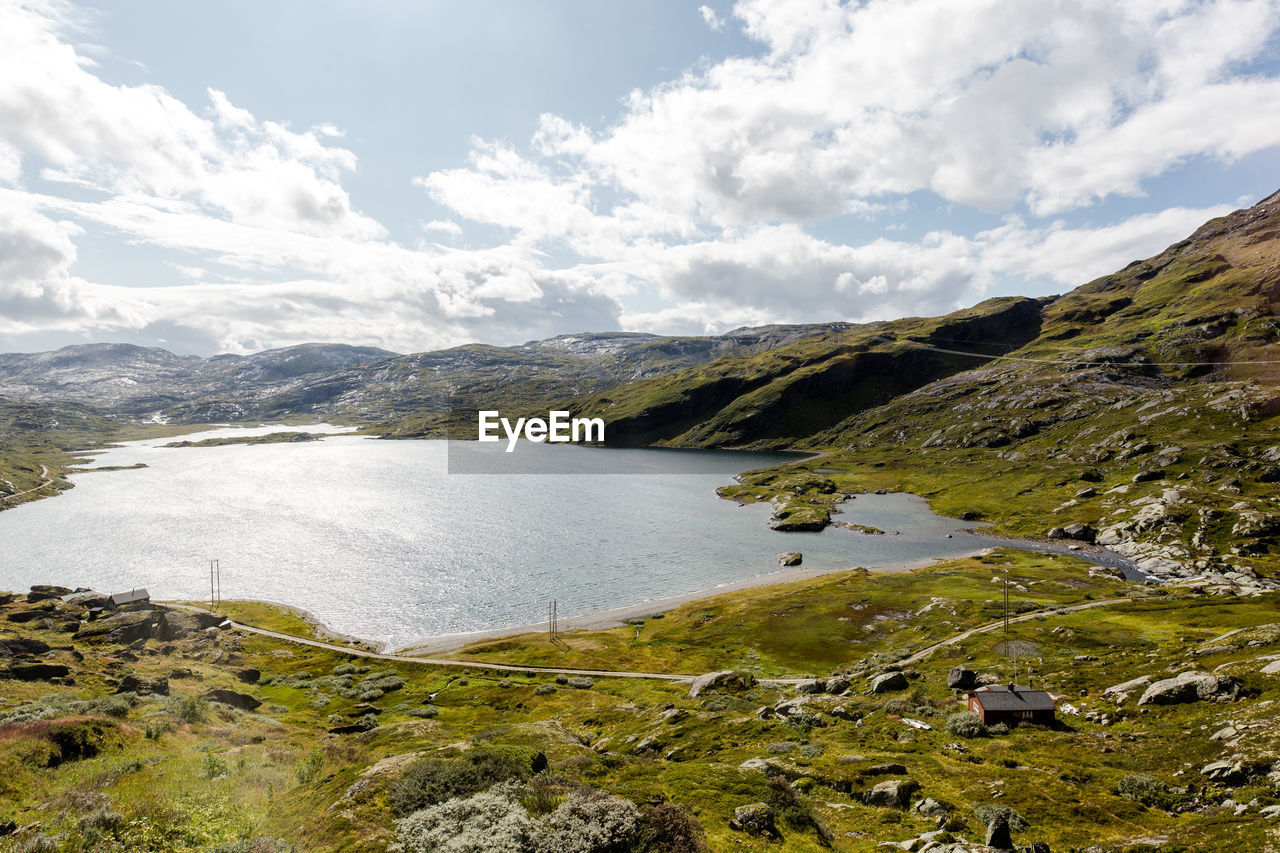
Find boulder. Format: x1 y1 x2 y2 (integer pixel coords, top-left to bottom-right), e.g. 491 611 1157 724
6 606 55 624
236 668 261 684
1138 671 1238 706
0 637 51 657
913 797 949 818
777 552 803 567
947 665 978 690
985 813 1014 851
74 610 154 644
688 669 752 699
796 679 826 694
3 662 70 681
1062 523 1096 543
1102 675 1151 697
730 803 777 837
825 676 850 695
870 671 909 693
203 688 262 711
863 778 918 809
1132 469 1166 483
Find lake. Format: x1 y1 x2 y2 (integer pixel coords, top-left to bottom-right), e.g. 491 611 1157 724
0 426 1004 650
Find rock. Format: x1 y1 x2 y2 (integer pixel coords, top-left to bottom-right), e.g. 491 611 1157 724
659 708 688 724
1261 804 1280 818
156 611 203 640
203 688 262 711
0 637 51 657
1210 725 1238 741
1075 487 1097 499
236 668 261 684
6 606 54 624
778 552 803 567
795 679 826 694
1261 660 1280 675
985 813 1014 851
688 670 752 699
1102 675 1152 698
830 704 862 721
914 797 949 818
731 803 777 837
3 662 70 681
867 762 908 775
825 676 850 694
62 591 111 609
74 609 154 644
1132 469 1166 483
863 778 918 809
1138 671 1238 705
116 673 169 696
947 666 978 690
870 671 909 693
1062 523 1096 543
1079 469 1103 482
27 584 72 602
1030 843 1051 853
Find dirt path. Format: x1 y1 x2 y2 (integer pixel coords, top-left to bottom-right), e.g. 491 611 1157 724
166 595 1139 685
1 465 54 502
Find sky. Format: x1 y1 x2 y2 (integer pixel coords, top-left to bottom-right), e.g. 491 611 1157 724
2 0 1280 356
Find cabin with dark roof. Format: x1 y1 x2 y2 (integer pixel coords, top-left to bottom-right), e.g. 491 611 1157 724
967 684 1056 725
108 588 151 609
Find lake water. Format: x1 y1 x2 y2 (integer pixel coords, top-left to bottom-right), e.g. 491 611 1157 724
0 426 1005 650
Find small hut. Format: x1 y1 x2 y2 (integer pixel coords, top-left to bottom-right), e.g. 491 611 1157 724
109 588 151 609
967 684 1056 725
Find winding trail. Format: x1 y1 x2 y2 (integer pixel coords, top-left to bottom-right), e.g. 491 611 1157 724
165 595 1140 685
1 465 53 502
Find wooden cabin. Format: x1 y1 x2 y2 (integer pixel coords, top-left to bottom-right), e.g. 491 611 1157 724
109 588 151 609
967 684 1056 725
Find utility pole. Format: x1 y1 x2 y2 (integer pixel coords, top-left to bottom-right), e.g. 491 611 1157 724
209 559 220 609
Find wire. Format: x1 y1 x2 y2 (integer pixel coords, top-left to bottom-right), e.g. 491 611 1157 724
874 336 1280 368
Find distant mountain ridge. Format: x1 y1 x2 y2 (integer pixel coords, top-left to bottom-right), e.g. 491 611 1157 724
0 324 856 427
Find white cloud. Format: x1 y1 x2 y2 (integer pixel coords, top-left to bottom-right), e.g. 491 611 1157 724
1 0 1278 356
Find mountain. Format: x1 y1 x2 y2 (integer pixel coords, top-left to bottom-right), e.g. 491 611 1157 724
0 326 855 428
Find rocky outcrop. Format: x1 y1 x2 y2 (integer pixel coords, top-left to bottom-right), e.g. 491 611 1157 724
1137 671 1239 705
0 637 51 657
777 552 802 566
27 584 72 602
74 610 155 644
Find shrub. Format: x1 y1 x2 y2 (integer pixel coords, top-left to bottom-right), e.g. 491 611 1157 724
394 781 534 853
169 695 208 724
296 748 324 784
202 752 229 779
409 706 439 719
333 663 356 675
973 804 1028 830
76 808 124 836
566 677 593 690
946 712 987 738
534 684 557 696
389 748 534 817
1116 773 1176 809
988 722 1010 735
635 802 708 853
764 777 826 839
799 742 825 758
535 789 639 853
766 741 797 754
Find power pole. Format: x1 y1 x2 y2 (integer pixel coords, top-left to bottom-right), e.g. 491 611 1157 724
210 559 220 609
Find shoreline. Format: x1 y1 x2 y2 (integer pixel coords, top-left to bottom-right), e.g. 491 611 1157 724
396 549 990 656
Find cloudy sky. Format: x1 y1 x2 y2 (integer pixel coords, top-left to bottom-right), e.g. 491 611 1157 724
2 0 1279 355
